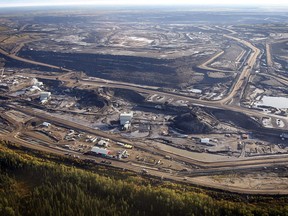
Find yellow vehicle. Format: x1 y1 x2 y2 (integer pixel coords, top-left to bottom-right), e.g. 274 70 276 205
124 144 133 149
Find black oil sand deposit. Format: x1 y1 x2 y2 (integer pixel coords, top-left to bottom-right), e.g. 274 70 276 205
272 41 288 56
169 105 288 144
19 50 178 87
205 108 262 130
18 49 231 88
173 112 213 134
0 53 62 73
111 88 146 104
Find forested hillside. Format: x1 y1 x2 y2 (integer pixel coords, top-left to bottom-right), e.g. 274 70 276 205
1 141 288 216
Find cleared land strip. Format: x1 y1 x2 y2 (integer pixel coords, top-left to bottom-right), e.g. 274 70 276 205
6 104 288 169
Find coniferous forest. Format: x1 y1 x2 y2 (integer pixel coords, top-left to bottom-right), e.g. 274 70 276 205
1 141 288 216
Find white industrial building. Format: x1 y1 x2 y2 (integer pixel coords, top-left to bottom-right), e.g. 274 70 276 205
97 139 109 148
31 78 43 87
29 85 42 92
200 138 210 144
42 122 51 127
40 91 51 104
120 112 133 125
90 146 111 156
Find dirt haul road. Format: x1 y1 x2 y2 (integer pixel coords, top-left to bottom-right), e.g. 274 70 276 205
7 104 288 169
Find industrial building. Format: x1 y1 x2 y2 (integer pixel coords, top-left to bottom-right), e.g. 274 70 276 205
120 112 133 130
40 91 51 104
97 139 109 148
120 112 133 125
90 146 111 157
29 85 42 92
31 78 43 87
200 138 210 144
42 122 51 127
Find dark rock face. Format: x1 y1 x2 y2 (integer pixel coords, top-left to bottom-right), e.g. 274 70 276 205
173 113 212 134
112 88 145 104
204 108 261 131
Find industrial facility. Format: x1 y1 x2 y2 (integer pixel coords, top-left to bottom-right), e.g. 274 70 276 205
90 146 111 157
1 8 288 196
120 112 133 130
40 91 51 104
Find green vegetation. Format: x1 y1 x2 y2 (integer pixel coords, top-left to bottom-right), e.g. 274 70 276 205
0 141 288 216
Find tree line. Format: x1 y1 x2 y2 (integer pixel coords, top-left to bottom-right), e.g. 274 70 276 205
0 141 288 216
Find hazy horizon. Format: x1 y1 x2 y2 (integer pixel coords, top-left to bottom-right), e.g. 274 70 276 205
1 0 288 8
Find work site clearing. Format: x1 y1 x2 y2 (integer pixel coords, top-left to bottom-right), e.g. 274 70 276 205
1 7 288 195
